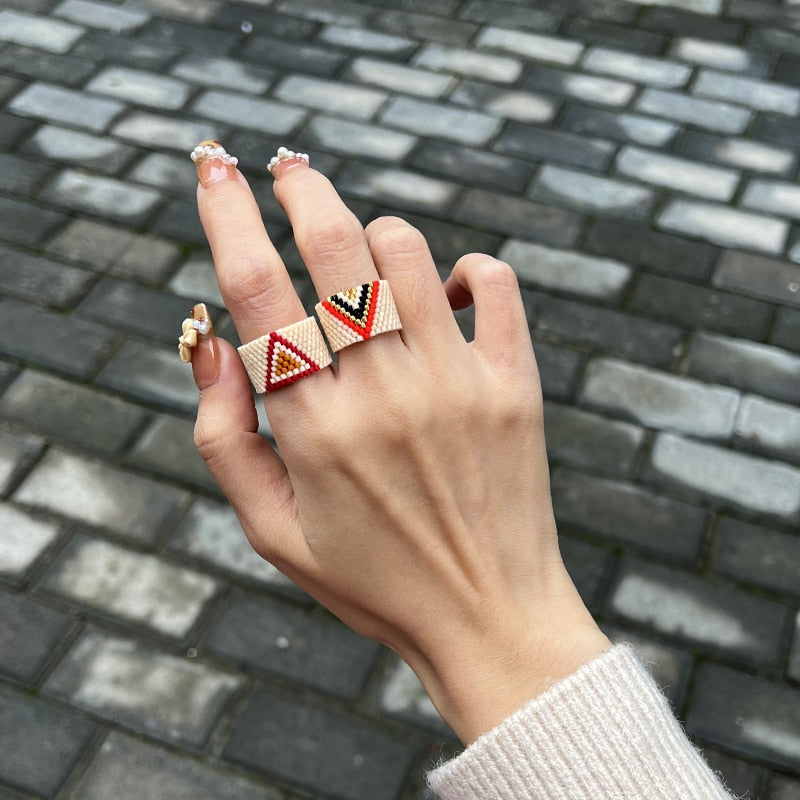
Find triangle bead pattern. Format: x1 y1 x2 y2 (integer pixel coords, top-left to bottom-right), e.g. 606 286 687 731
238 316 332 393
316 280 402 353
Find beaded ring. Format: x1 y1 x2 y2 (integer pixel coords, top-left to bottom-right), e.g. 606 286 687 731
315 280 402 353
238 317 332 393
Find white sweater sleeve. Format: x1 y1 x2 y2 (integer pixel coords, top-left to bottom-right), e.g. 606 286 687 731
427 645 735 800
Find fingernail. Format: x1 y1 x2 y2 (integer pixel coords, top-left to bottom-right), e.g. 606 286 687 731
267 146 309 179
178 303 220 389
191 140 239 187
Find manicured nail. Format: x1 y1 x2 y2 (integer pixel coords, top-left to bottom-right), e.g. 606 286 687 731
178 303 220 389
267 146 309 179
191 140 239 187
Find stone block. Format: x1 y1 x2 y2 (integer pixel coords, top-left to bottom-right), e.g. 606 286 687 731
552 469 707 561
658 199 788 254
379 96 501 145
499 240 631 301
734 395 800 464
712 516 800 598
73 732 282 800
0 370 147 456
609 558 788 665
192 89 306 135
42 536 218 638
372 9 477 46
773 308 800 353
524 66 635 107
87 66 190 110
694 69 800 115
380 657 448 734
46 218 134 269
303 115 417 161
240 35 344 76
743 179 800 221
559 534 613 607
567 17 666 55
0 196 65 247
616 145 739 201
45 630 241 746
450 80 558 123
531 165 655 220
649 432 800 520
113 111 222 152
476 26 583 65
0 592 71 684
752 112 800 149
672 36 756 72
54 0 149 30
224 686 415 800
561 105 678 147
686 332 800 403
582 46 691 87
274 75 387 120
168 254 225 307
497 122 615 171
0 687 96 797
139 18 238 54
413 43 521 83
205 590 379 698
769 774 800 800
0 503 60 583
346 56 453 98
320 24 416 55
0 44 96 87
171 54 274 94
274 0 370 25
531 340 584 400
0 9 84 53
9 82 123 132
628 273 773 339
687 664 800 771
637 88 751 133
27 124 136 174
15 449 190 543
579 357 740 439
679 131 795 176
73 29 178 70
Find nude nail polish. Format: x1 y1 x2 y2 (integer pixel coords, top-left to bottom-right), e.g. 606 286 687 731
267 146 310 179
191 140 239 187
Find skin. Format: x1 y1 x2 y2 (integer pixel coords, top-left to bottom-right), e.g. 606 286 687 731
189 149 610 745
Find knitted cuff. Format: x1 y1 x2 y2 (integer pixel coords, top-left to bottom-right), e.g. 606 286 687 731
427 645 733 800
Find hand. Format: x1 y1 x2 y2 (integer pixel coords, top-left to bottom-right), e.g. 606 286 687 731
188 144 610 744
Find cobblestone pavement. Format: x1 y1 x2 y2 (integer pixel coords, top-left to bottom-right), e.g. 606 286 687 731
0 0 799 797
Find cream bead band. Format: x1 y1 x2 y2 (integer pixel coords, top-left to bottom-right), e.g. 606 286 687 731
238 317 332 393
315 280 402 353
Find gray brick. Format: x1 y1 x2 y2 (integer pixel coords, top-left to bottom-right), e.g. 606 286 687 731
0 429 43 495
0 370 147 456
380 658 446 734
584 217 718 281
628 273 774 339
168 254 224 307
743 179 800 221
639 0 722 13
380 96 500 145
0 9 84 53
461 0 559 30
54 0 149 30
274 75 386 120
637 88 751 133
580 357 740 439
43 536 218 637
0 299 115 378
169 498 298 592
0 244 93 310
532 340 584 400
304 115 416 161
27 124 136 173
609 559 788 664
337 163 457 214
15 449 189 543
241 35 344 76
0 196 65 246
73 29 178 70
531 165 655 220
41 169 160 223
537 298 684 367
455 188 582 248
497 123 615 171
476 26 583 65
9 82 123 132
451 81 558 123
752 112 800 150
87 67 189 110
0 687 96 798
769 774 800 800
275 0 370 25
46 218 136 269
694 69 800 115
192 89 306 135
413 43 521 83
112 112 221 152
320 24 416 55
0 504 60 583
95 341 199 414
0 152 50 195
205 590 378 698
46 630 241 746
649 432 800 519
525 66 635 107
567 16 666 55
499 240 631 301
73 732 282 800
224 686 415 800
109 234 181 284
658 199 788 254
687 664 800 771
773 307 800 353
171 54 273 94
0 110 35 150
346 56 454 98
686 332 800 403
372 9 477 47
561 105 679 147
641 6 742 39
735 395 800 465
616 146 739 201
0 43 96 87
0 592 71 684
791 613 800 684
582 46 691 87
712 516 800 598
552 469 706 561
560 535 612 608
128 151 197 195
544 402 644 476
678 131 796 176
672 36 757 72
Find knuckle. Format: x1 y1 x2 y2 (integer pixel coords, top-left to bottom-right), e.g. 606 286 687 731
367 217 427 259
220 257 293 316
296 211 365 265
